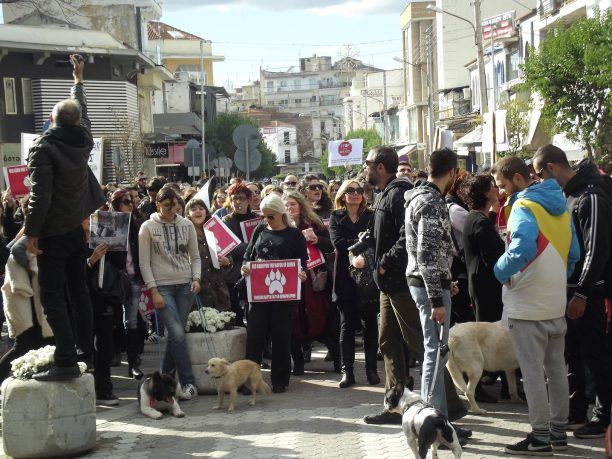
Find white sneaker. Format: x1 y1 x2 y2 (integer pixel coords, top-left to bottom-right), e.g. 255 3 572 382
180 383 197 400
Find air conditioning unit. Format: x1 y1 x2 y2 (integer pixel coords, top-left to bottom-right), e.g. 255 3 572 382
462 88 471 99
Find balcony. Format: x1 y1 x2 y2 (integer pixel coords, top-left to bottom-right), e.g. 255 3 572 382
319 81 349 89
319 99 342 106
278 139 297 145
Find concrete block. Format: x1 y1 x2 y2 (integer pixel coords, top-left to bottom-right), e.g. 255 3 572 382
186 328 247 394
1 373 96 458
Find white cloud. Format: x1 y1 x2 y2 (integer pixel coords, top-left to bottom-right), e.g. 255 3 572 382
307 0 403 17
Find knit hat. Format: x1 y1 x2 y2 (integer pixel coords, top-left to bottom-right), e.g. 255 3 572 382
110 188 130 204
260 194 286 215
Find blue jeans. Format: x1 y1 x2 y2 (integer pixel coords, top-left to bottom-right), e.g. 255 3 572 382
125 280 141 330
409 286 451 416
157 283 195 387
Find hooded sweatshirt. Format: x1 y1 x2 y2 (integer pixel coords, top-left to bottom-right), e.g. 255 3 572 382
494 179 580 321
138 213 201 289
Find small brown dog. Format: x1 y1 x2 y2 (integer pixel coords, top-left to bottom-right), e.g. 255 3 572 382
205 357 271 412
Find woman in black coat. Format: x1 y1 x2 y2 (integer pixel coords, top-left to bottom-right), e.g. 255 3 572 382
329 180 379 388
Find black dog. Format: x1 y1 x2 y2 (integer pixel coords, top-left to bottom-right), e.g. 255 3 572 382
384 383 462 458
138 371 185 419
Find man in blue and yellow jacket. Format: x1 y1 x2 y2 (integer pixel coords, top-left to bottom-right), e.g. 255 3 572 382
491 156 579 456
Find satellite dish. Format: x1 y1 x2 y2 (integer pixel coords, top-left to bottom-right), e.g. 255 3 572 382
234 148 261 173
232 124 260 151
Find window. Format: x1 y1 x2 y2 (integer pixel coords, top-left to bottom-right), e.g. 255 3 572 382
309 78 316 88
507 47 520 81
294 98 302 105
3 78 17 115
496 61 505 86
280 80 287 88
294 79 301 89
283 131 290 144
310 95 317 102
21 78 32 114
284 150 291 164
266 81 274 91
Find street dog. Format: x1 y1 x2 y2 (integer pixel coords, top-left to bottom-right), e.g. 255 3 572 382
138 371 185 419
384 383 462 459
446 321 521 414
205 357 272 412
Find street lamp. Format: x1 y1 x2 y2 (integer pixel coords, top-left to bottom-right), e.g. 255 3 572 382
427 3 488 114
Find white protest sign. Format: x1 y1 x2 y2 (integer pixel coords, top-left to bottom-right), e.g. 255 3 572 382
204 228 221 269
327 139 364 167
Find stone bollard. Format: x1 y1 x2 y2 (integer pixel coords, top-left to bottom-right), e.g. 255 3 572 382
1 373 96 458
186 328 247 394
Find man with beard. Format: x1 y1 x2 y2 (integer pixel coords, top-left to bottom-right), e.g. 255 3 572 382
362 146 468 435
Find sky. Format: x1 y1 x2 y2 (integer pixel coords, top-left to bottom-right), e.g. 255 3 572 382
160 0 407 89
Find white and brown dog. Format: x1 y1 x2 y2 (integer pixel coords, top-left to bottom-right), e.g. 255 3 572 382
446 321 522 414
384 383 462 459
138 371 185 420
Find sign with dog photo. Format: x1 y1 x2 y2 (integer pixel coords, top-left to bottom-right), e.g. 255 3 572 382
306 243 325 270
203 215 241 257
239 217 262 242
246 259 301 302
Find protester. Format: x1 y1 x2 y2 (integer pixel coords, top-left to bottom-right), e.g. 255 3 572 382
242 194 308 393
492 155 579 455
397 160 412 179
327 180 341 202
533 145 612 439
246 182 263 213
329 180 379 388
300 175 332 220
138 177 165 218
261 184 284 199
282 174 299 191
139 187 201 400
134 171 148 198
25 54 105 381
211 188 228 214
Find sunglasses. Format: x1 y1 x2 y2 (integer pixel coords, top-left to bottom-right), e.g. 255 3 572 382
535 167 546 179
307 184 324 191
121 199 134 206
284 181 297 187
364 159 379 168
345 187 364 195
263 214 275 221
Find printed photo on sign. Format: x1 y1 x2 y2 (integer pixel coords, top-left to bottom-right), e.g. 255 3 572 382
246 259 301 302
89 211 131 251
4 165 30 198
240 217 262 242
203 215 241 257
306 243 325 270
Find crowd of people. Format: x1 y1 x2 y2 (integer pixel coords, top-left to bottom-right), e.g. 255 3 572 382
0 54 610 457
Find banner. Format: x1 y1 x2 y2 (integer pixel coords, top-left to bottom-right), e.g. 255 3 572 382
306 243 325 270
4 165 29 198
143 142 169 158
21 133 103 182
203 215 241 257
240 217 262 242
89 211 131 251
204 229 220 269
246 259 301 302
328 138 364 167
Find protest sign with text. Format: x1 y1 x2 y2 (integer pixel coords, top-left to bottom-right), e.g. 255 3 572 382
4 165 29 198
246 259 301 302
306 243 325 270
203 215 241 256
327 139 364 167
240 217 262 242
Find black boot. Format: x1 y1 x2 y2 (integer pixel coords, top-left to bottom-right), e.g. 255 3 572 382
339 366 355 388
366 368 380 385
364 331 380 385
126 329 144 380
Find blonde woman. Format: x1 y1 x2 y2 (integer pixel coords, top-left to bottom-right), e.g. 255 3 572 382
329 180 379 387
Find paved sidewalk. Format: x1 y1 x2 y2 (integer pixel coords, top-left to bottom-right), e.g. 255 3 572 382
1 341 606 458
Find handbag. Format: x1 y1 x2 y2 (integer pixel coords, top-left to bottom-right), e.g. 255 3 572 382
310 267 328 292
89 257 131 304
348 247 379 311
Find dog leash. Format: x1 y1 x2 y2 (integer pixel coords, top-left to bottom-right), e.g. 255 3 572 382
427 323 449 405
154 312 163 371
194 294 226 359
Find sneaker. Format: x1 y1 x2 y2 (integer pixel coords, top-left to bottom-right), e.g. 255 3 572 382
453 425 473 439
96 393 119 406
363 411 402 425
565 418 588 431
550 434 567 451
180 383 197 400
33 365 80 382
504 434 553 456
573 420 606 439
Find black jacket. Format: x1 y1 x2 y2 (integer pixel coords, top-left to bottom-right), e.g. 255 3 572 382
25 84 105 238
222 211 260 284
330 208 373 300
564 160 612 299
372 176 414 293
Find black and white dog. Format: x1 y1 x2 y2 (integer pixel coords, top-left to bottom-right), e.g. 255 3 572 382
138 371 185 420
384 383 462 459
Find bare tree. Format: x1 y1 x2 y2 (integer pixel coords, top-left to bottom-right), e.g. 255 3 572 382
1 0 84 25
106 107 145 184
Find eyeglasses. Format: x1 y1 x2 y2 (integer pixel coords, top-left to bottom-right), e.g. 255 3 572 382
307 184 324 191
345 187 364 195
263 214 275 221
231 195 247 202
284 181 297 187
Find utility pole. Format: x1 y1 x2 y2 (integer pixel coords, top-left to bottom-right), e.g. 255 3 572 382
490 33 497 164
363 75 368 130
199 40 207 181
382 70 388 144
426 26 435 155
473 0 488 114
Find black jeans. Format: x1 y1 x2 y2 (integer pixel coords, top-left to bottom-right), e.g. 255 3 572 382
338 299 378 369
37 226 93 367
0 325 53 383
93 300 116 396
246 302 292 388
566 293 612 424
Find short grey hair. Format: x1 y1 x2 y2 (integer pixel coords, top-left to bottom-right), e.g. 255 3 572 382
52 99 81 127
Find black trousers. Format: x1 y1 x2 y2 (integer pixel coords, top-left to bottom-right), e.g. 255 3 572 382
246 302 292 388
566 293 612 424
37 226 93 367
338 299 378 369
227 282 245 326
93 300 117 396
0 325 53 383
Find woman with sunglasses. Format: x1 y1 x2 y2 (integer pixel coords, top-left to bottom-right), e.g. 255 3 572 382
242 194 308 393
328 180 341 203
300 174 333 220
211 188 229 217
139 187 201 400
329 180 380 388
246 182 263 213
283 190 338 375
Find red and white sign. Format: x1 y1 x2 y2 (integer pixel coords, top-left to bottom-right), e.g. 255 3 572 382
322 218 330 230
203 215 241 257
246 259 301 302
240 217 262 242
138 285 154 318
306 243 325 270
4 165 29 198
328 138 364 167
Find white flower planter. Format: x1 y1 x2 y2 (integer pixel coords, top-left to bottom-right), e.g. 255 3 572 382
1 373 96 458
186 327 247 394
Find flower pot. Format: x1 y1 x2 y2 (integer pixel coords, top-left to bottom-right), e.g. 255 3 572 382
1 374 96 458
186 327 247 394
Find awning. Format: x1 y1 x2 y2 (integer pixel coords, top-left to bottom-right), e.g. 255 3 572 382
397 144 416 156
453 126 482 148
154 113 203 136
